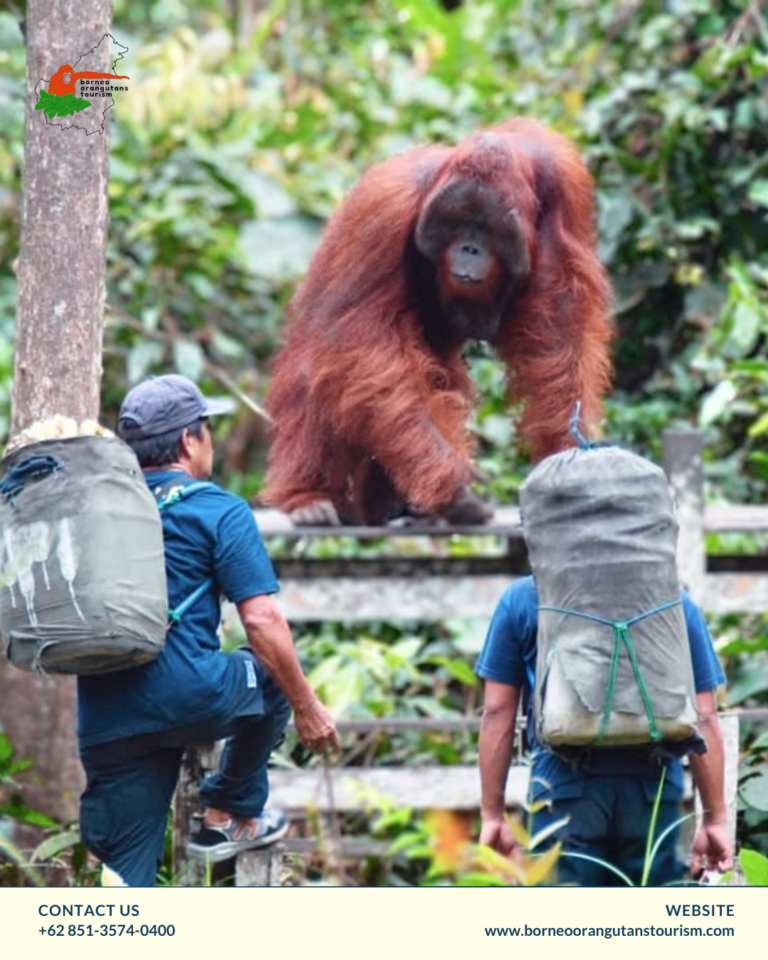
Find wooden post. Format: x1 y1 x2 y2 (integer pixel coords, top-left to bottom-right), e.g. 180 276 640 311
662 430 706 601
0 0 111 831
171 748 207 886
235 845 285 886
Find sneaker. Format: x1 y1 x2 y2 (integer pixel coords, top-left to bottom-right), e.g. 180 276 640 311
188 809 289 863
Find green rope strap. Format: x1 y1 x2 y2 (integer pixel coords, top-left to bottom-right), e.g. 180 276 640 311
538 598 683 744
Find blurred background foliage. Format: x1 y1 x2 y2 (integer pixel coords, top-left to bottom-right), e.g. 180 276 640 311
1 0 768 866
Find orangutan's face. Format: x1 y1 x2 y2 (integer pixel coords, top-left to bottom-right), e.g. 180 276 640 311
63 71 72 84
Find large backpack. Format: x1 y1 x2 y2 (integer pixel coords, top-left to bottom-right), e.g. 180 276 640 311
0 437 213 675
519 444 699 749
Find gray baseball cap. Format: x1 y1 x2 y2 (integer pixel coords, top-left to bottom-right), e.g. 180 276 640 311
118 374 235 440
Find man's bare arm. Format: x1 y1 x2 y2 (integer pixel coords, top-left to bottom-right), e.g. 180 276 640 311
478 680 521 855
689 689 733 876
237 594 340 755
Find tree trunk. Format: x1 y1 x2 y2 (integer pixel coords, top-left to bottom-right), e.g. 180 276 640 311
0 0 111 839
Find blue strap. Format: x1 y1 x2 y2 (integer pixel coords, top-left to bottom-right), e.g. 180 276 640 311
539 598 683 631
156 480 216 512
568 401 594 450
167 579 213 625
155 480 216 626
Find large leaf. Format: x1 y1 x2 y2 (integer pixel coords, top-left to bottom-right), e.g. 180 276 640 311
239 217 322 280
699 380 737 427
173 339 205 381
727 664 768 706
32 829 81 863
739 848 768 886
747 180 768 209
740 770 768 812
127 341 164 385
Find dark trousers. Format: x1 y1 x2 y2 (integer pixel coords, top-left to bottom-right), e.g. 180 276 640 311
79 653 290 887
532 774 686 887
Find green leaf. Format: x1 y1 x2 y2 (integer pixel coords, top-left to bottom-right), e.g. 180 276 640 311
239 217 322 280
748 411 768 438
748 180 768 208
730 300 764 354
431 656 477 686
32 829 81 863
740 771 768 812
751 731 768 750
699 380 737 427
739 848 768 886
173 339 205 382
127 341 164 385
727 665 768 706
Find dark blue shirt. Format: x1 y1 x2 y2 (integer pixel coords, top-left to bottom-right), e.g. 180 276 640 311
77 471 279 748
475 576 725 800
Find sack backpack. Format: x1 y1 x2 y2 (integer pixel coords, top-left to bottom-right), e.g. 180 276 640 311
519 433 699 751
0 437 215 675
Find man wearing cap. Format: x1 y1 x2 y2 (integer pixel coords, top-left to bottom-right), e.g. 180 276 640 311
77 374 340 886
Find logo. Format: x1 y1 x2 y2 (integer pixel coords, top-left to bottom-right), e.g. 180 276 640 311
34 33 129 136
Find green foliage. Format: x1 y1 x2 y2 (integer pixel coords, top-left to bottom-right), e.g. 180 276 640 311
291 621 479 766
35 89 90 118
739 847 768 885
0 732 57 829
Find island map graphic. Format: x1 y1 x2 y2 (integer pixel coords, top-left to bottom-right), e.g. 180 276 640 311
34 33 129 136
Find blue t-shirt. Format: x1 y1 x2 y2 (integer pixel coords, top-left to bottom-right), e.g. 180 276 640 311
475 576 725 800
77 471 279 748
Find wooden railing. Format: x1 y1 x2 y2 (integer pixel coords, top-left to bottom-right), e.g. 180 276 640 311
250 431 768 620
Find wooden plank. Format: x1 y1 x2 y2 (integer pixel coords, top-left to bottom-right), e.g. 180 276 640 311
292 711 766 735
267 764 530 812
701 573 768 614
254 506 523 539
272 575 516 621
255 503 768 540
265 571 768 619
704 505 768 532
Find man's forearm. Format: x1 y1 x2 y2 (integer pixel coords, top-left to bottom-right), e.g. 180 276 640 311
690 705 727 824
238 597 317 710
479 706 516 819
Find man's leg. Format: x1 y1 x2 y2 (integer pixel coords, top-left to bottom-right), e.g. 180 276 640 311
189 655 292 860
199 667 291 817
612 777 686 887
531 779 620 886
79 741 183 887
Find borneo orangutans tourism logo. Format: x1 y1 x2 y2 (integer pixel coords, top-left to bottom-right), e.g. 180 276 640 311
34 33 129 136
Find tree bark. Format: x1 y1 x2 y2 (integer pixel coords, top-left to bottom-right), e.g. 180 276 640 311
0 0 111 838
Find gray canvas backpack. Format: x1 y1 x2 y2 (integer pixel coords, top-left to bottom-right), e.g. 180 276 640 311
520 444 699 749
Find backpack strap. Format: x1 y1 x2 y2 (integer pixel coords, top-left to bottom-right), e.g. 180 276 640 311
538 598 683 745
153 480 217 627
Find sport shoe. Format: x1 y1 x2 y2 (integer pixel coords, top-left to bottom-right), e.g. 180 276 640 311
188 809 289 863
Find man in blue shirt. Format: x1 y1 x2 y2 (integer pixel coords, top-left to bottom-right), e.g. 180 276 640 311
78 374 340 886
476 576 733 885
